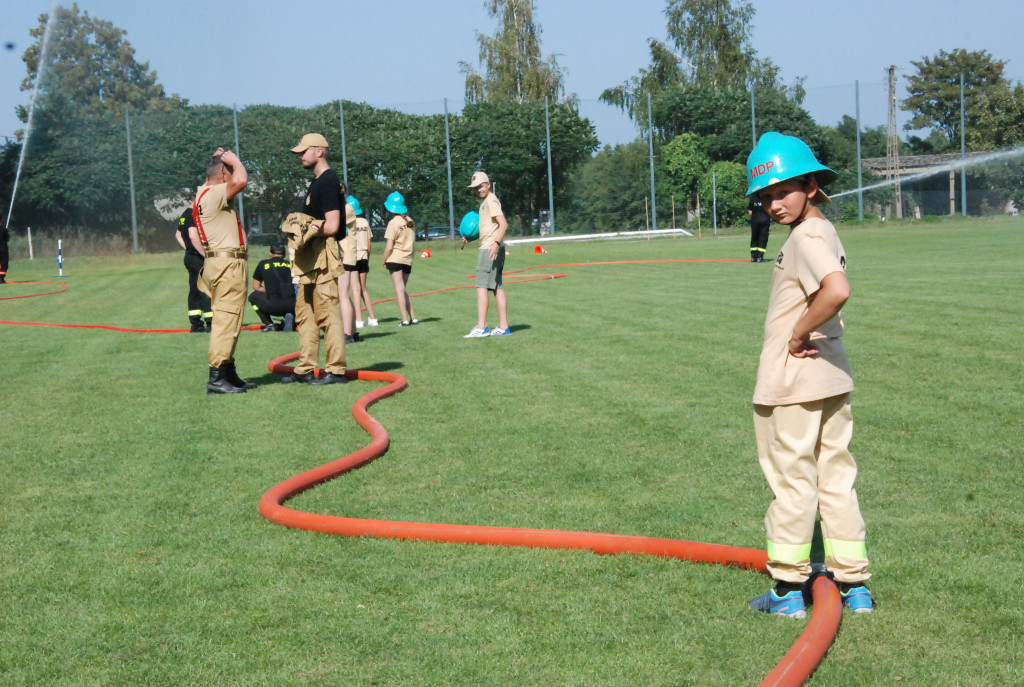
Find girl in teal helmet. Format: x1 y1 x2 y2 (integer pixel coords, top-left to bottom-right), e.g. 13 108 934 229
381 191 419 326
346 195 378 327
744 132 875 619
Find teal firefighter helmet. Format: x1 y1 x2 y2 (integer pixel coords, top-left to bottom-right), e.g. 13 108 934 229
459 211 480 240
346 195 362 216
745 132 837 197
384 191 407 214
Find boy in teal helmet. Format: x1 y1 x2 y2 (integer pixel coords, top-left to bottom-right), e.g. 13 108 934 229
745 133 874 618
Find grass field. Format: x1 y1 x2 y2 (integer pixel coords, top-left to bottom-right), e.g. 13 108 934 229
1 217 1022 686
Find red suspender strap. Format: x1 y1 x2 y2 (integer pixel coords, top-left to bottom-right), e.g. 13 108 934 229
236 209 245 247
193 185 245 248
192 187 212 246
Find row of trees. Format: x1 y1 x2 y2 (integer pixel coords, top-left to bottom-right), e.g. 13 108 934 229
3 1 1023 247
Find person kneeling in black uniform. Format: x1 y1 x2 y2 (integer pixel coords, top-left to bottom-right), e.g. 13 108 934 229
248 244 296 331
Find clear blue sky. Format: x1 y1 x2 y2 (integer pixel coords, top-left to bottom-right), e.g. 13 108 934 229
2 0 1022 148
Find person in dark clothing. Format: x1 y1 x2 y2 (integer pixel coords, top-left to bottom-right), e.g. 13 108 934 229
748 195 772 262
0 222 10 284
248 243 296 332
174 207 212 331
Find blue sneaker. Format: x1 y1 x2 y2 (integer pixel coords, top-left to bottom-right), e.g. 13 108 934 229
749 589 806 619
840 586 875 613
490 327 511 336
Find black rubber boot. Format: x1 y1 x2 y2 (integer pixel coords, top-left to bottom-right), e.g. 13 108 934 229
751 250 759 262
208 366 246 394
222 360 257 390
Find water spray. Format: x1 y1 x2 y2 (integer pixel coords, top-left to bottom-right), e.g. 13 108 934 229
831 145 1024 200
5 1 60 230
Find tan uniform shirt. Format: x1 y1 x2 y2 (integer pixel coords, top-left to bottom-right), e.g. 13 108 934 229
385 215 415 265
478 193 504 251
353 217 371 260
340 203 357 266
194 183 245 250
753 217 853 406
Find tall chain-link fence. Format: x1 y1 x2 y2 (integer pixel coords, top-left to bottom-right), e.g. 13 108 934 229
4 79 1022 259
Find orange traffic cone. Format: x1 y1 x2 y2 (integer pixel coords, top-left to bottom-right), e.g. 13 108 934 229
534 245 548 254
420 249 432 259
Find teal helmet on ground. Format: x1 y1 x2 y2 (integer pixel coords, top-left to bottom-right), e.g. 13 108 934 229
745 132 838 197
346 195 363 216
459 211 480 240
384 191 407 214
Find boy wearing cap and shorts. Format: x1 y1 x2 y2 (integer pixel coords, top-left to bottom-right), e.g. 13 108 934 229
464 171 510 338
745 132 874 618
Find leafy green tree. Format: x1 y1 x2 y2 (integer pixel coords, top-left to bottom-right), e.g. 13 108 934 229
968 82 1024 149
601 0 782 130
460 0 566 104
902 49 1010 147
565 141 653 232
653 84 825 165
658 133 709 210
697 160 747 226
19 3 166 119
9 3 177 234
663 0 777 89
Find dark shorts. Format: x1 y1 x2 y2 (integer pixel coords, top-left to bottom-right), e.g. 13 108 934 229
343 262 357 272
385 262 411 274
354 259 370 274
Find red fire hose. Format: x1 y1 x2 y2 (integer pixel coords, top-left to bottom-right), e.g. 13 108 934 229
260 353 843 686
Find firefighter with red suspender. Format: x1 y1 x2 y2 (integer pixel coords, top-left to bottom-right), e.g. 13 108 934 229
193 148 254 394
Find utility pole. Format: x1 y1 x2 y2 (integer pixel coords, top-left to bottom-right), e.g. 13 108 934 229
885 65 902 220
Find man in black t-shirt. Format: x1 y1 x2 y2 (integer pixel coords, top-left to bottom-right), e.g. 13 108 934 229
280 133 347 385
174 206 212 331
248 244 296 331
748 195 772 263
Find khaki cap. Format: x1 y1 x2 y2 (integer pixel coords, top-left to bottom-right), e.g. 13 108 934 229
467 171 489 188
290 133 330 153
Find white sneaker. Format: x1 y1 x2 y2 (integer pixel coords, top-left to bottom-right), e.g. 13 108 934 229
355 320 365 329
464 327 490 338
490 327 511 336
367 318 379 326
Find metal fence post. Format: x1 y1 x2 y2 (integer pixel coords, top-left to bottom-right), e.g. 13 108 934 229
648 92 657 231
444 98 455 238
545 97 555 236
125 108 139 254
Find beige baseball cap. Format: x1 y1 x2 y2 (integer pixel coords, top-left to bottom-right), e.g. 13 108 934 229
290 133 330 153
467 171 489 188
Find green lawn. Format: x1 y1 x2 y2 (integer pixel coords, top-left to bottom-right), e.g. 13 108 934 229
1 217 1022 686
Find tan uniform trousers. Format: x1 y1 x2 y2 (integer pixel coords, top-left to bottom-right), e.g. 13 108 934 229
754 393 870 585
293 276 346 375
203 256 247 368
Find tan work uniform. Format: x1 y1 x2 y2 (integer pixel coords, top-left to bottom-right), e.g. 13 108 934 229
384 215 415 266
287 216 345 377
193 182 247 368
353 217 371 262
753 216 869 586
341 204 357 269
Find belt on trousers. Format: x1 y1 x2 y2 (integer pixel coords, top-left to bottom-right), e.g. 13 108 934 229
205 247 248 259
